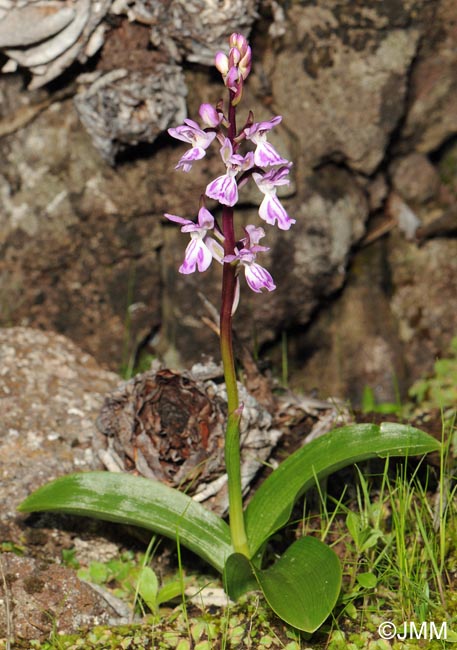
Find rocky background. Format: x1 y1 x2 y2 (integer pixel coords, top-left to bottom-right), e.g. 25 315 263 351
0 0 457 406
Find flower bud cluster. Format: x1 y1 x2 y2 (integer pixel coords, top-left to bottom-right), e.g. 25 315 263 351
215 32 252 106
165 33 295 295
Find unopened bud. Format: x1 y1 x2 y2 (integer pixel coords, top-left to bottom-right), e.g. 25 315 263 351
215 52 229 76
199 103 222 127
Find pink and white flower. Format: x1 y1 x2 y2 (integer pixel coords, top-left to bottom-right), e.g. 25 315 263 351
223 225 276 293
168 119 217 172
206 138 254 206
164 207 222 274
244 117 289 167
253 166 296 230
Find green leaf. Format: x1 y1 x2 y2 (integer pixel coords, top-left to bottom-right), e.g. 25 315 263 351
345 511 362 548
138 566 159 613
245 423 440 557
253 536 341 632
18 472 233 573
361 386 376 413
224 553 258 602
157 579 185 606
84 561 110 585
225 539 341 632
357 572 377 589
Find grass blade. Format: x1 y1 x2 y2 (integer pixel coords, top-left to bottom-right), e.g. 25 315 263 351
245 423 441 557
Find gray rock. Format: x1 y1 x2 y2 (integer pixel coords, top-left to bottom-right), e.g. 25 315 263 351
268 2 422 173
0 327 119 525
0 552 120 641
0 0 111 89
74 64 187 163
401 0 457 153
390 153 440 204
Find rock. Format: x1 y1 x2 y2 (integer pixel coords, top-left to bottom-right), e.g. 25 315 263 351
0 0 111 90
0 327 118 529
389 153 441 204
74 64 187 164
388 234 457 382
73 19 188 163
0 80 165 369
145 0 258 66
0 0 456 397
0 326 129 640
288 243 407 404
0 552 119 641
401 0 457 153
268 2 423 173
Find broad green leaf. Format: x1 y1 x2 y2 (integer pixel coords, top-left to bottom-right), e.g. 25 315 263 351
138 566 159 612
253 536 341 632
245 423 440 557
345 511 362 547
157 579 186 606
18 472 233 573
357 572 377 589
224 553 258 602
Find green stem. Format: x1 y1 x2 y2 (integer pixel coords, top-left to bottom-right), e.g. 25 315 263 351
220 209 249 557
219 91 249 556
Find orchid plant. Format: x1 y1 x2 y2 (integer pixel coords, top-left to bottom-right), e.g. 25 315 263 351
19 33 440 633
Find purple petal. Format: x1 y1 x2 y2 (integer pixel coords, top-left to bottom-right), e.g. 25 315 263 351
215 52 229 75
223 254 237 263
206 174 238 206
219 138 233 165
259 195 296 230
205 237 224 263
232 151 254 171
195 242 213 272
164 213 192 226
168 120 201 143
253 166 291 192
176 146 206 172
245 116 282 139
244 262 276 292
225 66 239 90
245 224 266 245
179 239 212 274
254 142 289 168
199 103 222 127
266 165 292 184
197 206 215 230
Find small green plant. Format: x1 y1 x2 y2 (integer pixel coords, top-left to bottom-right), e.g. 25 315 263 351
136 566 186 618
409 336 457 410
0 540 24 555
339 421 456 627
72 542 188 618
361 385 404 416
77 551 140 599
17 33 440 634
61 547 80 570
